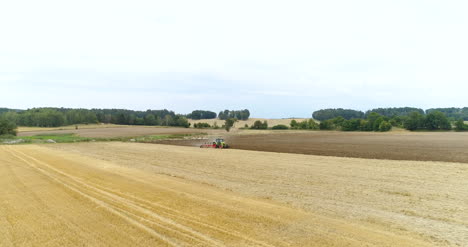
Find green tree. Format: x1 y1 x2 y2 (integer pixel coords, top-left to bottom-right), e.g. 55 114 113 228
313 108 365 121
224 118 237 132
454 119 466 131
424 111 451 130
319 120 334 130
403 112 425 131
144 114 157 125
164 115 173 126
373 117 385 131
135 117 145 125
378 121 392 132
341 119 362 131
290 120 298 129
194 122 211 129
272 124 288 129
0 118 17 136
187 110 217 120
251 120 268 129
366 107 424 117
175 116 190 128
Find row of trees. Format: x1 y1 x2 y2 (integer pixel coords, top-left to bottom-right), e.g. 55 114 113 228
193 122 212 129
455 119 468 131
246 116 391 131
312 108 364 121
313 107 427 121
315 112 393 132
0 108 20 114
218 109 250 120
186 110 217 120
250 120 268 129
0 108 190 128
403 111 451 131
290 119 319 130
0 117 17 136
365 107 424 117
317 111 456 131
426 108 468 121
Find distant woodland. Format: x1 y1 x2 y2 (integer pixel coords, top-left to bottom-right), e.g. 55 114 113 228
1 106 468 134
0 108 250 128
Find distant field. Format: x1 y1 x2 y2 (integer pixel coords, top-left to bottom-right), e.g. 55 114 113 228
189 118 308 129
17 124 126 132
18 126 216 138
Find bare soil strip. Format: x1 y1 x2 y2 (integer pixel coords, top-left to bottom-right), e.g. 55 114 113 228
162 131 468 164
0 145 434 246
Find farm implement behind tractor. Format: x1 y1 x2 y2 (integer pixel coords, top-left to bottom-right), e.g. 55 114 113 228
200 138 229 149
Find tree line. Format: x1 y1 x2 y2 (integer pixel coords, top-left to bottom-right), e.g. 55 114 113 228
318 111 458 131
218 109 250 120
0 117 17 136
0 108 190 128
426 107 468 121
186 110 217 120
0 107 252 132
312 107 425 121
247 110 458 132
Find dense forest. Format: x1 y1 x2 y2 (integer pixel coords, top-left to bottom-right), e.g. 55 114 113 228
0 107 252 128
0 108 22 114
218 109 250 120
317 111 455 131
308 107 468 131
186 110 217 120
312 109 365 121
365 107 425 117
0 108 190 128
1 106 466 132
313 107 445 121
426 108 468 120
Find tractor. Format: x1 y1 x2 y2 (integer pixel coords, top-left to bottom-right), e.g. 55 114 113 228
200 138 229 149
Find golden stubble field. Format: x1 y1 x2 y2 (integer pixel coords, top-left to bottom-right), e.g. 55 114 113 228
189 118 308 130
2 142 466 246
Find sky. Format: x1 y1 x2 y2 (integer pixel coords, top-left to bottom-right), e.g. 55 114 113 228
1 0 468 118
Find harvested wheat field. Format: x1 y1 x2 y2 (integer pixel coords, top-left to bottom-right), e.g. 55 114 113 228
0 144 443 246
2 143 466 246
189 118 308 130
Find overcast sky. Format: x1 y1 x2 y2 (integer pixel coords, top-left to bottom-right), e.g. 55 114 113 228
1 0 468 118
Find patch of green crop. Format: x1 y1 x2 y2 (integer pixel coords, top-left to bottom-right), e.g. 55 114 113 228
19 134 94 143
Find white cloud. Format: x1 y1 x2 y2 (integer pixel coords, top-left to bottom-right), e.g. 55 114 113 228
1 0 468 117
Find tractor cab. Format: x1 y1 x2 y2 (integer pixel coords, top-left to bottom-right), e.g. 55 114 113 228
213 138 228 148
201 138 229 148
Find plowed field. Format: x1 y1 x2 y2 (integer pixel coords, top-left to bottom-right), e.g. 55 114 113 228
162 131 468 163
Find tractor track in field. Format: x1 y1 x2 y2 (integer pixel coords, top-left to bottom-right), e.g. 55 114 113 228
2 144 452 246
4 146 279 247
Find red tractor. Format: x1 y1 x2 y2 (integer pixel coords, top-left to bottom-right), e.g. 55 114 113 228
200 138 229 149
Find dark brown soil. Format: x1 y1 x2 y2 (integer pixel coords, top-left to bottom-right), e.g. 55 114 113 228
159 131 468 163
